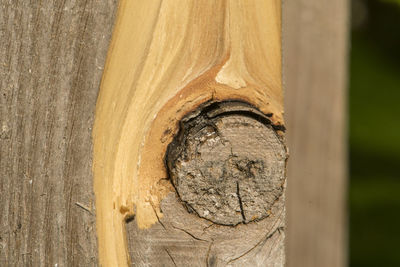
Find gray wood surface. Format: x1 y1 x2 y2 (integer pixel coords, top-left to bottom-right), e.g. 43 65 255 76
126 101 287 266
166 101 287 226
283 0 349 266
126 192 285 267
0 1 118 266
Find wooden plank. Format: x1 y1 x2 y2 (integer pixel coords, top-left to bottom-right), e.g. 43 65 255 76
283 0 349 266
0 0 118 266
93 1 286 266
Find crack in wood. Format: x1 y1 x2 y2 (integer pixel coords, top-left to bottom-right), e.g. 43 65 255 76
236 181 246 223
202 223 215 232
164 248 177 267
149 201 166 230
166 101 287 226
227 226 284 264
227 206 286 264
171 225 209 242
206 241 214 267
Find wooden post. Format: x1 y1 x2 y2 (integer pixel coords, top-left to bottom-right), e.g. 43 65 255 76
283 0 349 266
1 0 350 266
93 0 286 266
0 1 316 266
0 1 118 266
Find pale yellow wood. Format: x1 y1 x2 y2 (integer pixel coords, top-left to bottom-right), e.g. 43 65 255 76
93 0 283 266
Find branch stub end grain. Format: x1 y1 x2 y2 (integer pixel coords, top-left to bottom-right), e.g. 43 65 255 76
166 101 287 226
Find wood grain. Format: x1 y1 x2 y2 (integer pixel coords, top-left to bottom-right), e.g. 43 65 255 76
0 1 349 266
166 101 287 226
0 0 118 266
126 192 285 267
93 1 284 265
283 0 349 266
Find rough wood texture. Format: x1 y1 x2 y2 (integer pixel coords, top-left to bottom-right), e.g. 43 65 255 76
125 100 287 267
93 1 284 265
283 0 349 266
0 1 118 266
166 101 287 226
127 192 285 267
0 0 349 266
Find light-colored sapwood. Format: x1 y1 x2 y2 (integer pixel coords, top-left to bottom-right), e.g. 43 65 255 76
93 0 284 266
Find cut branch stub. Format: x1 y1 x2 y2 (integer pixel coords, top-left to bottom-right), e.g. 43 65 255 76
166 101 287 226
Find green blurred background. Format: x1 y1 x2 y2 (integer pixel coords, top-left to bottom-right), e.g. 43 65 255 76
350 0 400 266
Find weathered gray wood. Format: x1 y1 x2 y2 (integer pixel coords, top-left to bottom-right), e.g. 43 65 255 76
126 101 287 267
283 0 349 266
127 193 285 267
0 1 118 266
166 101 287 226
